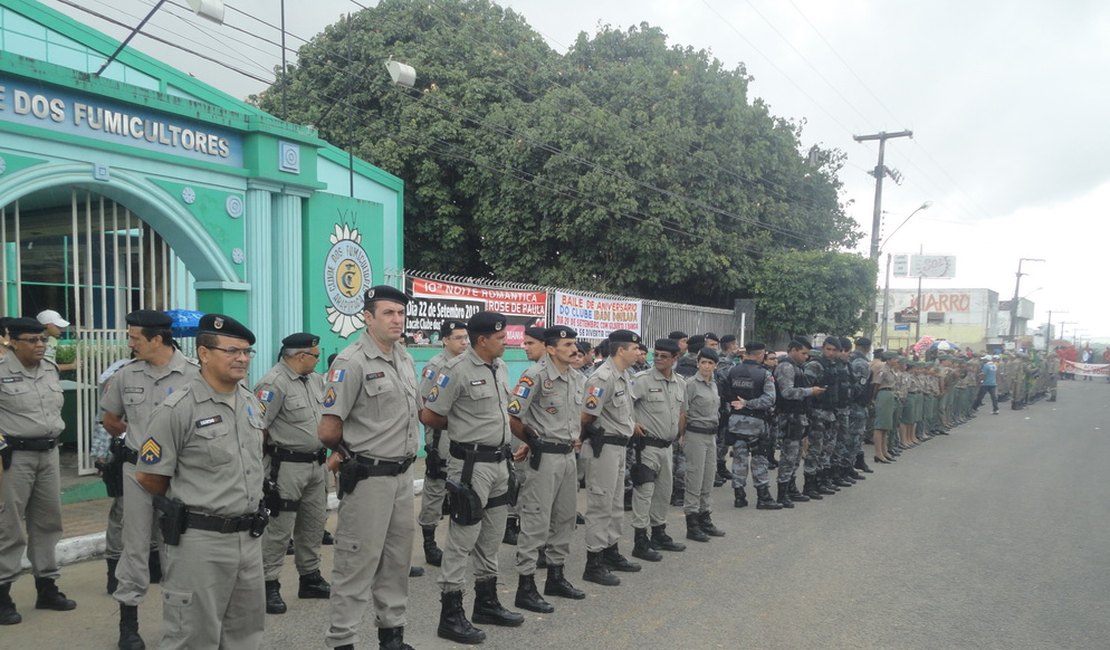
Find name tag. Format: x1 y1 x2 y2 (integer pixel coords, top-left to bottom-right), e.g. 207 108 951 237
196 415 223 428
1 376 23 383
470 379 487 386
366 371 385 380
649 388 662 393
615 390 625 397
124 387 145 394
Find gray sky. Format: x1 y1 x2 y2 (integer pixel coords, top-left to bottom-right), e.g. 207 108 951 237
45 0 1110 341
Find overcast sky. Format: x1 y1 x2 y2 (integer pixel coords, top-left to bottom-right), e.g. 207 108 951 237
44 0 1110 341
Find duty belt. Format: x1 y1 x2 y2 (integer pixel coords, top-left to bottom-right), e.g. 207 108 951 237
266 445 327 464
120 446 139 464
639 436 672 448
349 454 415 476
449 441 511 463
594 434 630 449
535 440 574 454
6 437 58 451
186 511 256 534
732 408 768 420
685 423 717 435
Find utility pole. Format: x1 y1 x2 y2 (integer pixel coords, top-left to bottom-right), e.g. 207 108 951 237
1009 258 1045 339
1045 310 1066 354
856 129 913 338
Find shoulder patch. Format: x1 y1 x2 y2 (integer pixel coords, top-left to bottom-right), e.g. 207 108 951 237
140 437 161 464
436 374 450 388
584 395 599 410
513 384 531 398
427 385 440 402
257 389 274 403
327 368 346 383
507 399 522 415
518 376 535 387
323 386 337 408
422 367 437 380
588 385 605 398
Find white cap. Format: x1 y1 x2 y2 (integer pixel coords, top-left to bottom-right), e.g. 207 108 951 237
36 309 70 328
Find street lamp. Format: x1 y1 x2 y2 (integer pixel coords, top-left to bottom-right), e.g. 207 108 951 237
877 201 932 349
1045 310 1067 354
1009 258 1045 338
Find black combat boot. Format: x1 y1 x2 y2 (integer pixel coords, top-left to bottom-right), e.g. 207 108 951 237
846 465 866 481
698 511 726 537
0 583 21 625
715 459 730 485
437 590 486 644
632 528 662 562
817 469 838 493
544 564 586 599
650 524 686 552
33 577 76 611
623 489 633 511
831 467 853 487
148 550 162 584
685 513 710 542
670 490 684 507
265 580 287 614
514 574 554 613
106 558 119 595
776 482 794 508
755 485 782 510
855 452 874 474
118 603 145 650
378 626 415 650
789 477 811 502
602 544 642 572
733 487 748 508
502 516 520 545
582 551 620 586
472 576 524 627
421 526 443 567
536 547 548 569
298 570 330 599
802 473 824 500
322 530 335 545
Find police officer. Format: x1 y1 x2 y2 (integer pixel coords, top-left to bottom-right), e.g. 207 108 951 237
101 309 200 648
723 341 780 510
318 286 419 650
682 347 726 541
509 325 587 613
849 338 875 476
135 314 267 649
803 338 840 498
254 332 331 615
417 319 468 567
579 329 643 587
420 311 523 644
827 338 855 489
774 337 825 507
713 335 740 486
505 326 547 546
0 317 76 626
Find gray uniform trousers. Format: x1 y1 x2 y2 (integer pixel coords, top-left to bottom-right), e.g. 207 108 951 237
327 469 414 647
114 461 162 605
805 410 833 475
833 407 851 468
583 440 627 553
730 436 772 489
682 431 716 514
437 459 509 592
630 444 672 529
0 447 62 583
515 450 577 575
160 528 264 650
105 495 124 560
262 458 328 581
776 415 806 485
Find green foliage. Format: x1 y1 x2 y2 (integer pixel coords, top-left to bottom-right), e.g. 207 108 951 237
256 1 861 305
750 250 876 338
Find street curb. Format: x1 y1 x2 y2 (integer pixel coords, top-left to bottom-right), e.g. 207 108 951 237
23 479 425 570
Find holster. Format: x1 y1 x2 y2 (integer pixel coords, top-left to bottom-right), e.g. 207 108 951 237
153 495 188 546
629 438 657 487
525 426 543 471
0 445 10 470
424 430 447 481
505 458 520 506
249 500 270 538
337 460 360 500
446 449 484 525
585 422 606 459
263 478 282 517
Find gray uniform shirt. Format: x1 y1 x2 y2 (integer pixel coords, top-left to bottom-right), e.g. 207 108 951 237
140 377 266 517
631 368 686 442
101 350 200 451
254 361 324 453
0 353 64 438
509 355 584 443
581 358 634 438
684 373 720 432
425 347 511 446
322 330 420 460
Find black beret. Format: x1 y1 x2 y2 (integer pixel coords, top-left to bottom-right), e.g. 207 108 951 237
544 325 577 341
822 337 842 350
198 313 255 345
745 341 766 352
881 351 898 361
838 336 853 351
654 338 680 354
439 319 467 337
687 334 705 347
704 332 719 342
125 309 172 328
720 334 737 345
575 340 592 354
281 332 320 349
6 317 45 337
668 331 688 340
595 340 610 356
637 342 648 352
608 329 641 344
523 326 547 341
791 336 813 349
466 311 506 335
363 285 409 308
698 347 720 362
855 337 872 347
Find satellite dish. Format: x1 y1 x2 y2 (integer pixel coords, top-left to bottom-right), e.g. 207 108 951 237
186 0 225 24
385 60 416 88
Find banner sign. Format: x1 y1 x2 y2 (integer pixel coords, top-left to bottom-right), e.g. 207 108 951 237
404 277 547 345
893 254 957 278
553 290 642 340
1061 361 1110 378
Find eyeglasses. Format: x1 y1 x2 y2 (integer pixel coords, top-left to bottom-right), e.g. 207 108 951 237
300 351 321 359
202 345 256 358
14 336 48 344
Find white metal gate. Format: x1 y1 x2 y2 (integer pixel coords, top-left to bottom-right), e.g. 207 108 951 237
1 189 196 475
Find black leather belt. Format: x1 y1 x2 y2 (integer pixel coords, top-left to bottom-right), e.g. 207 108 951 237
640 437 672 448
121 447 139 464
732 408 768 420
7 437 58 451
536 440 574 454
595 434 630 449
685 423 717 434
450 441 511 463
266 445 327 464
350 454 415 476
186 512 255 534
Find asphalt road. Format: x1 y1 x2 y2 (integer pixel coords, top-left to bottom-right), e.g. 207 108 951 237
6 380 1109 649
